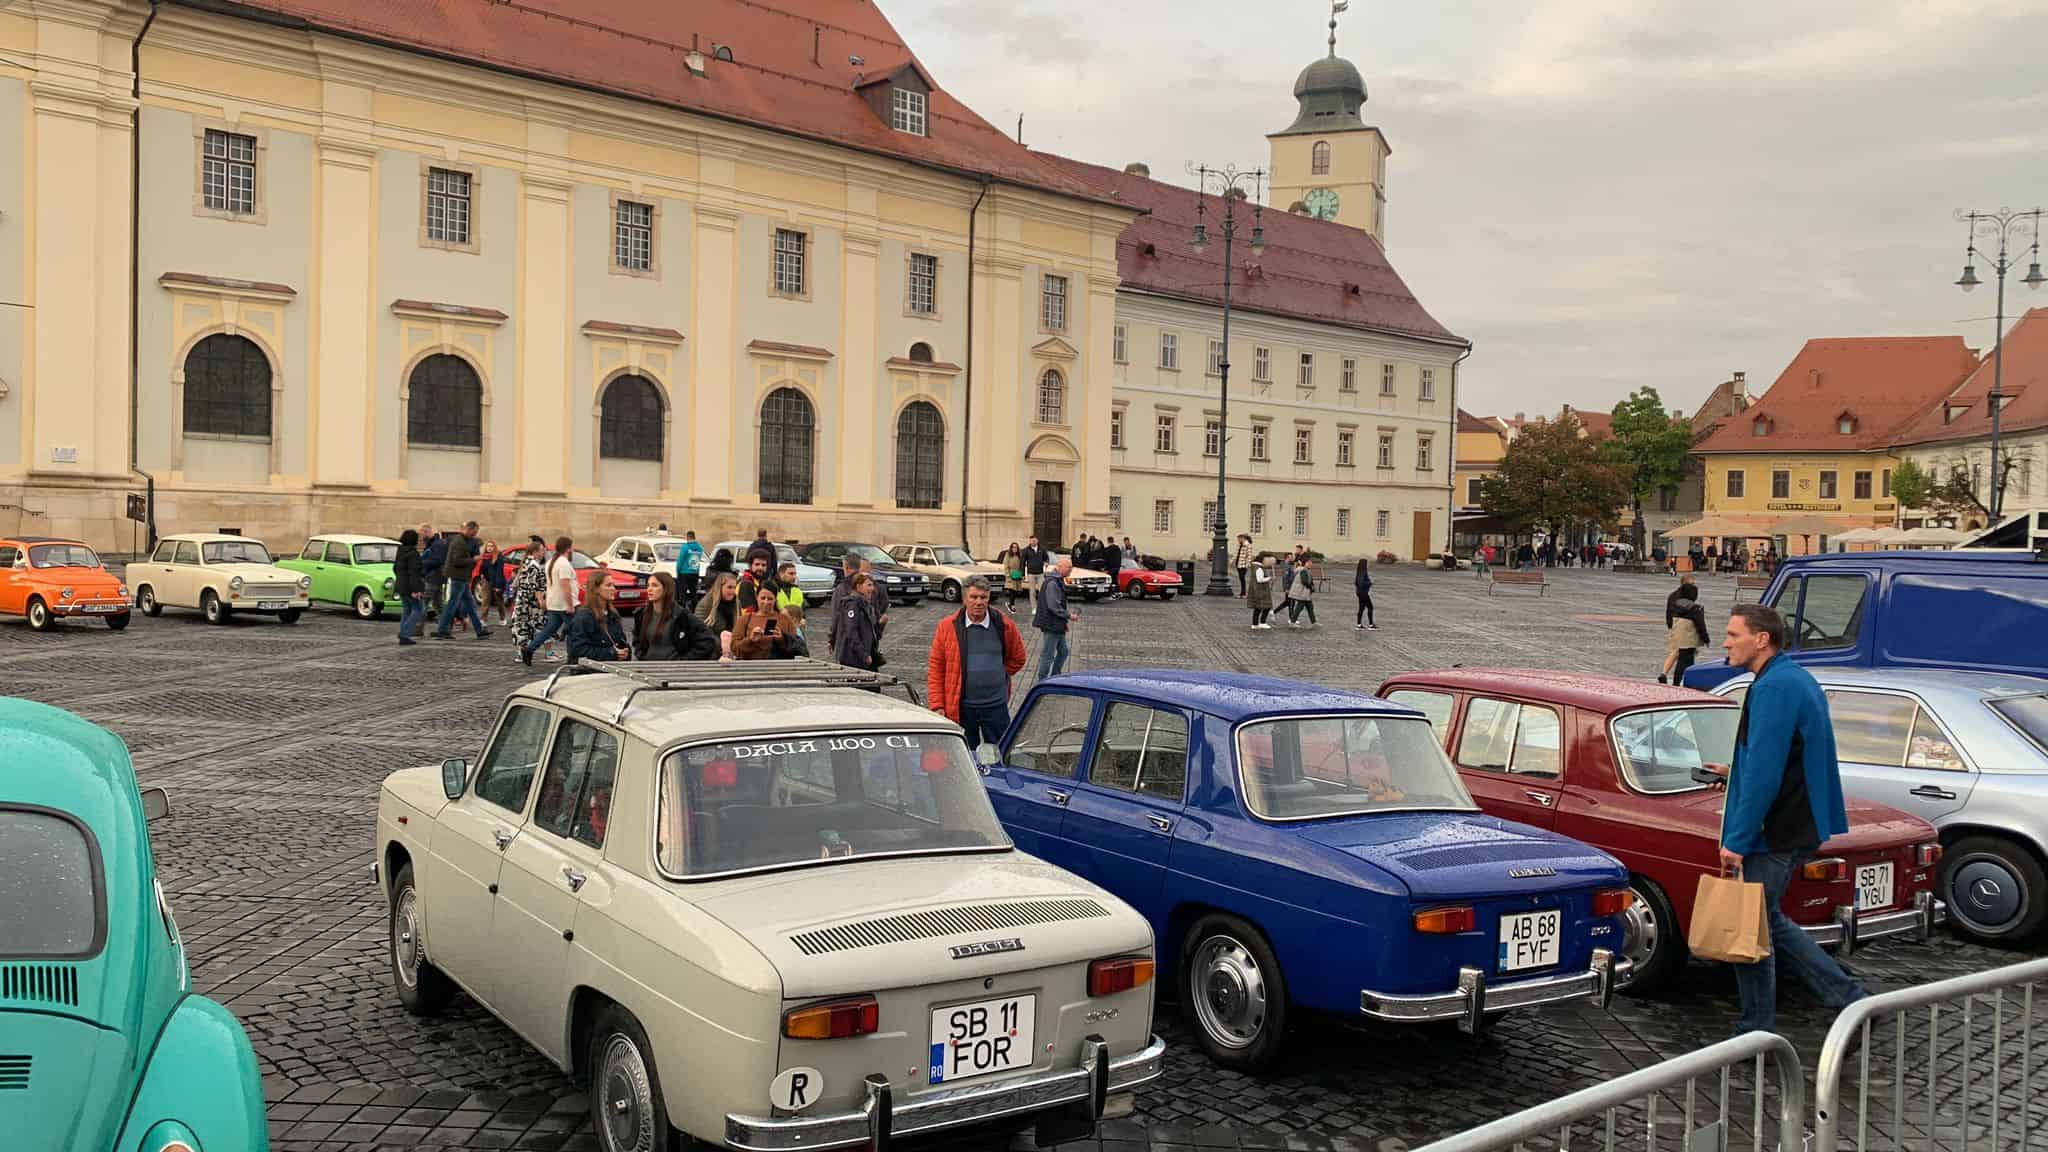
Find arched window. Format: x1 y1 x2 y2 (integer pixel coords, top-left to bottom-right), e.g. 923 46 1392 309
1036 368 1065 425
1311 140 1331 175
758 387 815 505
183 333 271 438
407 353 482 448
908 341 934 364
895 401 945 509
599 374 664 461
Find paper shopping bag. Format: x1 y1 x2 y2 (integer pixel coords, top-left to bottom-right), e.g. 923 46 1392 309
1688 872 1772 963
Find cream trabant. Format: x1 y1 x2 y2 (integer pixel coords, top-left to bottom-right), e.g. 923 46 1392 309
129 532 311 624
375 660 1163 1152
883 543 1006 603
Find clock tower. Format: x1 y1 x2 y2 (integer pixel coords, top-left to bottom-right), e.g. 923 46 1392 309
1267 2 1389 241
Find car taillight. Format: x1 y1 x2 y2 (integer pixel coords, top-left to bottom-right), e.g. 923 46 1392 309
1591 888 1634 917
782 995 879 1040
1916 843 1942 867
1802 857 1848 882
1413 906 1477 934
1087 956 1155 997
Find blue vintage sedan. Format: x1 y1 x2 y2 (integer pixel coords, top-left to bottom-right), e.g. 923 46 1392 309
988 671 1633 1070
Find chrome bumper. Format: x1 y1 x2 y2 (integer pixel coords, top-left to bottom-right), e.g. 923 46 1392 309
1802 892 1944 953
724 1034 1166 1152
1360 949 1625 1034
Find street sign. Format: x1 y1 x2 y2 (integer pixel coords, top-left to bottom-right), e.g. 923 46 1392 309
126 494 147 523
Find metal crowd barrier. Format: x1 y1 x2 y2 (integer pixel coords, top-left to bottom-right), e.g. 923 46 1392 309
1409 1032 1807 1152
1813 956 2048 1152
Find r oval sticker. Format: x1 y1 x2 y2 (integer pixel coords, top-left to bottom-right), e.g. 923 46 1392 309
770 1066 824 1112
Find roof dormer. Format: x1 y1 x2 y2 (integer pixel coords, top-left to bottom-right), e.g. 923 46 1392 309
1835 410 1857 436
1751 415 1773 437
854 61 936 138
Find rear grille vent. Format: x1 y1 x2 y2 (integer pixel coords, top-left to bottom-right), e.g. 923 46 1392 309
0 1055 28 1091
1 964 79 1006
1396 843 1580 871
790 898 1111 956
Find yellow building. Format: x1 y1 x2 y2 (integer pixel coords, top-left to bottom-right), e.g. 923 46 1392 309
0 0 1134 553
1453 410 1508 511
1266 17 1388 241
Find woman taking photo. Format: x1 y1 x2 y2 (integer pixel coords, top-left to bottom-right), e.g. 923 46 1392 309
733 584 799 660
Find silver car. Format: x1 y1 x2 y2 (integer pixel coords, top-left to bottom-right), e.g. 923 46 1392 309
709 540 837 605
1712 668 2048 944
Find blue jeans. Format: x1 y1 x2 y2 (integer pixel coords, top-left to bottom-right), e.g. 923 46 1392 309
1036 631 1070 681
435 579 485 635
1734 850 1867 1034
525 609 571 655
397 595 426 642
959 699 1012 751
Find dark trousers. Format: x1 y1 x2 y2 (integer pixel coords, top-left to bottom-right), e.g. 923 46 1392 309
1288 599 1316 624
679 573 700 601
1236 567 1248 595
1733 851 1867 1033
1251 607 1270 626
1672 647 1698 682
524 609 571 655
425 578 447 614
1356 593 1375 627
959 699 1013 751
397 595 426 642
435 579 485 635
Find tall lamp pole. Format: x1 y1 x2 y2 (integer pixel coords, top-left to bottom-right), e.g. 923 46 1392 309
1953 207 2045 523
1189 164 1266 596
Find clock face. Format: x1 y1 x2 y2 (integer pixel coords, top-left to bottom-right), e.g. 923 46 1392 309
1304 187 1340 221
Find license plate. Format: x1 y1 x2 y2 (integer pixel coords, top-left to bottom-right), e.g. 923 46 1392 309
257 600 288 609
81 604 120 613
929 994 1034 1085
1856 863 1895 911
1499 910 1562 972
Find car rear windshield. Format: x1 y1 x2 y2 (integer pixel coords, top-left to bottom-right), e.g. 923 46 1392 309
353 543 397 565
1611 706 1739 794
0 809 103 958
1989 693 2048 758
653 542 682 562
27 544 101 569
201 540 272 565
1236 715 1476 820
657 731 1011 878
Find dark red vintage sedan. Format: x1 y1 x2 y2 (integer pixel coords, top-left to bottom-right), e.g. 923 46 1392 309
1374 669 1945 994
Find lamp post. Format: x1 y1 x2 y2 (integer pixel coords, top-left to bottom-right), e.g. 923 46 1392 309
1954 207 2045 523
1189 163 1266 596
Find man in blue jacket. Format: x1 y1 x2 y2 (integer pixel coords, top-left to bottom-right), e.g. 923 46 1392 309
1715 602 1866 1034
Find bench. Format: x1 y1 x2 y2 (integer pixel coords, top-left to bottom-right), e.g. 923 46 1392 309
1733 574 1773 602
1308 561 1328 591
1488 570 1548 596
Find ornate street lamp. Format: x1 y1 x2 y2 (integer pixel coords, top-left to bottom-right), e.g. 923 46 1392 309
1954 206 2044 522
1189 163 1266 596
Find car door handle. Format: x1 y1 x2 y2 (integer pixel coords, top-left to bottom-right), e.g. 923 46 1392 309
561 866 586 892
492 828 514 850
1147 814 1173 833
1524 791 1555 807
1046 789 1071 807
1909 785 1957 801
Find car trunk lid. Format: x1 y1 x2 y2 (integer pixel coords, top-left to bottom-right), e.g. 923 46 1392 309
1294 812 1623 901
0 1011 134 1152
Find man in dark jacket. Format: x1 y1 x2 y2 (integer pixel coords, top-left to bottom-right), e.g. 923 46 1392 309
1021 536 1046 601
393 528 426 646
1033 557 1077 681
1714 603 1865 1034
832 572 881 669
432 520 490 639
419 523 448 613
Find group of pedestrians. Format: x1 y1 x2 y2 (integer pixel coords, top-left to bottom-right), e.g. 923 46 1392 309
393 521 497 645
1238 541 1377 632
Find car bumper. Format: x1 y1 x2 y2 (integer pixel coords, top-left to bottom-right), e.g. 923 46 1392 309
50 600 131 616
884 583 928 600
229 596 310 611
723 1034 1166 1152
1359 949 1624 1034
1801 892 1943 953
1072 582 1113 597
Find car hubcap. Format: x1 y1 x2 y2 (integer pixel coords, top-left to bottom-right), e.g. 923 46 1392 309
597 1034 654 1152
1619 889 1658 982
140 590 154 611
1951 856 2024 934
391 887 422 989
1191 935 1266 1050
357 593 373 617
29 603 46 627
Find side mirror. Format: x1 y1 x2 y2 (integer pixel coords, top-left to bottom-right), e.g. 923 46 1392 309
140 787 171 822
974 744 1002 768
442 758 469 800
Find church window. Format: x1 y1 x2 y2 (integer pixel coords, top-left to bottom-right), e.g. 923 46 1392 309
1311 141 1331 175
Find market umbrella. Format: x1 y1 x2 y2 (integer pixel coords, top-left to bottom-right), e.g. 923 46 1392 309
1873 528 1916 546
1902 525 1967 548
1665 515 1752 539
1832 527 1882 542
1771 514 1842 538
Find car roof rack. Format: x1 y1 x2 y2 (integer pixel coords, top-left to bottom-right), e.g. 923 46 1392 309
543 658 919 723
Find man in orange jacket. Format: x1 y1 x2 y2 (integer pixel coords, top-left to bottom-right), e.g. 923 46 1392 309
927 576 1028 749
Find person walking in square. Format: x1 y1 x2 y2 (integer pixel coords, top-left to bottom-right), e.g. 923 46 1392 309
520 536 580 667
832 572 881 670
1247 554 1274 629
509 535 549 660
419 523 448 616
1286 560 1317 626
1033 557 1077 680
432 521 490 639
928 576 1028 749
674 530 705 602
1712 603 1866 1035
1232 533 1254 596
1022 535 1046 602
1661 576 1706 684
393 529 426 645
860 559 891 669
998 542 1026 613
474 539 509 626
1353 557 1377 630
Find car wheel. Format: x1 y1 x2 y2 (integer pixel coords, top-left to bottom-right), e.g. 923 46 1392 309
389 863 455 1016
1942 835 2047 944
1182 914 1289 1072
137 586 162 617
943 580 961 602
201 590 229 625
353 589 378 620
1162 590 1178 601
1617 875 1682 996
589 1004 678 1152
278 608 303 625
105 613 130 631
1129 583 1146 600
26 597 54 631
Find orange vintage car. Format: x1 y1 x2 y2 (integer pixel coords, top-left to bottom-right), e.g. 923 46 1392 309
0 536 132 630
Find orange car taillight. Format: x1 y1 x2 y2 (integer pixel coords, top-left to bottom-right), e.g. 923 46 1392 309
782 995 879 1040
1087 956 1155 997
1916 843 1943 867
1801 857 1848 882
1413 906 1477 934
1591 888 1634 917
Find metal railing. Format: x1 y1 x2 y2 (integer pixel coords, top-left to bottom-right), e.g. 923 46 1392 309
1813 956 2048 1152
1410 1032 1807 1152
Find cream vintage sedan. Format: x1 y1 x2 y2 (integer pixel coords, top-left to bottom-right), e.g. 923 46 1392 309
375 659 1164 1152
129 533 311 625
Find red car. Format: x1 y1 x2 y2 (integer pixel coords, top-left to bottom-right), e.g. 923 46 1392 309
1114 563 1183 600
1375 668 1944 994
495 547 646 613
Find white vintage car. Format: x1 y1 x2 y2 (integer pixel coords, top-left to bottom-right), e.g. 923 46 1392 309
375 660 1163 1151
883 543 1006 603
597 532 687 580
129 532 311 625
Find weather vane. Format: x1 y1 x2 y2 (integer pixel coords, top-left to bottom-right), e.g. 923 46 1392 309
1328 0 1349 56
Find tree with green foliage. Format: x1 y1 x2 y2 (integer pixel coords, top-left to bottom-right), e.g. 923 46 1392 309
1889 458 1929 517
1476 413 1633 547
1600 387 1695 555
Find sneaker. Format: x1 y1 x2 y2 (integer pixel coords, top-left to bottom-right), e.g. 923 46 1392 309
1355 624 1365 631
431 631 452 640
399 637 417 646
1289 620 1300 628
475 629 494 640
519 646 533 667
546 650 566 663
1368 624 1378 630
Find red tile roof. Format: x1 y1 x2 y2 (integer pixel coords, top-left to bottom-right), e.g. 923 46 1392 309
199 0 1109 203
1693 337 1978 454
1560 405 1611 439
1457 408 1501 435
1032 154 1463 345
1892 308 2048 446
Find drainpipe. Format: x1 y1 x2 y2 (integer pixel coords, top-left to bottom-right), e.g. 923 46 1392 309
128 0 161 553
1444 343 1473 557
960 178 989 550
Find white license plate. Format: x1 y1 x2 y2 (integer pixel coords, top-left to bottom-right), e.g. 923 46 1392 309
1856 863 1895 911
1499 910 1563 972
257 600 288 609
81 604 120 614
929 994 1035 1085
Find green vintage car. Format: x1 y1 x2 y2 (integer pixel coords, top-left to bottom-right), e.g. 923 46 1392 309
0 697 266 1152
277 533 403 619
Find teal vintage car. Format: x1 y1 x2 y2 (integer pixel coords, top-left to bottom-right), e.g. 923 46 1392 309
277 533 403 619
0 697 267 1152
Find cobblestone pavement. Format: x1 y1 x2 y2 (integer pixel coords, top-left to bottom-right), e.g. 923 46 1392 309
4 562 2041 1151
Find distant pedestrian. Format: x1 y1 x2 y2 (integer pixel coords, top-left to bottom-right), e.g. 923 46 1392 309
999 542 1026 613
1286 562 1317 627
860 559 891 668
699 571 741 659
1354 557 1377 630
746 530 775 570
1099 538 1123 598
1248 554 1275 629
774 561 809 654
419 523 448 614
509 535 549 659
928 576 1028 748
1033 557 1078 680
634 572 717 661
474 539 509 626
432 521 490 640
733 584 799 660
1473 544 1492 578
832 573 881 670
1232 533 1254 596
567 571 631 665
1660 581 1707 684
393 529 426 646
1022 535 1047 600
674 530 705 601
520 536 580 667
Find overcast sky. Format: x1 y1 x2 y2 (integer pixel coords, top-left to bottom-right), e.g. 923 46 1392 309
888 0 2048 421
